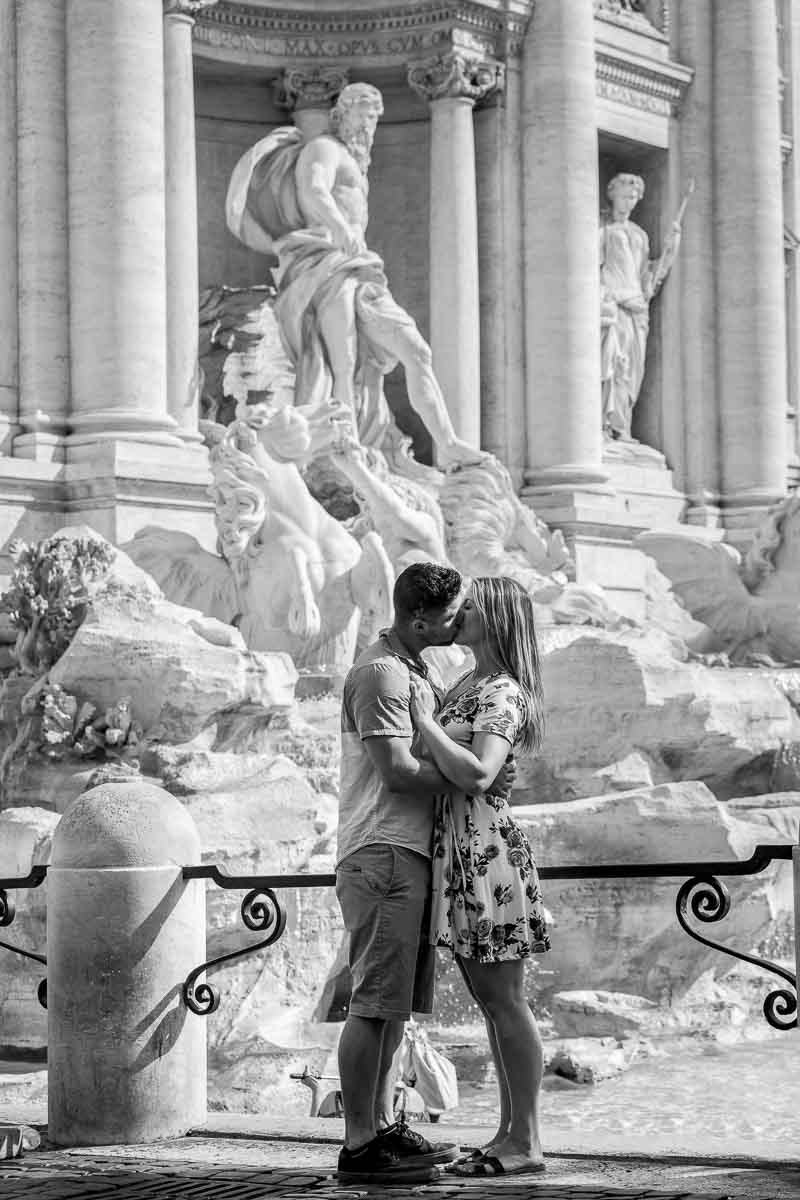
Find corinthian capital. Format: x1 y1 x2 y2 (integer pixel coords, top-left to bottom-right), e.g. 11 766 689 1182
408 51 504 104
277 67 350 113
163 0 217 15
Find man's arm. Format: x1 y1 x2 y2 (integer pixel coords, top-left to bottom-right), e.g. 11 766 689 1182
295 138 361 254
362 734 450 798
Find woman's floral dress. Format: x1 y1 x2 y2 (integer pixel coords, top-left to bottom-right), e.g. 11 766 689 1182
430 671 551 963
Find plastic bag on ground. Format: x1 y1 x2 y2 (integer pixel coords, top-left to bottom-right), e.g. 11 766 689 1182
392 1018 459 1113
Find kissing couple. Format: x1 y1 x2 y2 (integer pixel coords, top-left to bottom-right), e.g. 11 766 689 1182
334 562 551 1184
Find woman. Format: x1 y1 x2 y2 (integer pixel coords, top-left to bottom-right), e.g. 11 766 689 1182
409 575 550 1179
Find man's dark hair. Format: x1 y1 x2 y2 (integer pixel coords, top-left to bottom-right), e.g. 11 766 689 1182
393 562 462 620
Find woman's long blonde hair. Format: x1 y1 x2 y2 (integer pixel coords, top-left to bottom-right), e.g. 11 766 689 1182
471 576 544 754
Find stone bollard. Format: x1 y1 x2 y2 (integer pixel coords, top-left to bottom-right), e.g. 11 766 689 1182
47 779 207 1146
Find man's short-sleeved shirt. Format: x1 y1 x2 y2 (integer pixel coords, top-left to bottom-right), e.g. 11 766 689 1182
337 628 439 867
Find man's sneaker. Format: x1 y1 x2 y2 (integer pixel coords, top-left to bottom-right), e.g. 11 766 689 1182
377 1119 460 1164
336 1137 440 1184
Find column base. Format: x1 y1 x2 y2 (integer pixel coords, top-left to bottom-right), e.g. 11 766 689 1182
684 494 723 529
14 431 67 463
522 453 688 623
0 443 216 589
64 438 216 550
601 440 687 527
524 462 612 491
719 488 788 552
66 408 184 448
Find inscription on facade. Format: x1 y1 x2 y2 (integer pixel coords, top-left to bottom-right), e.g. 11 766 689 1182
193 22 450 60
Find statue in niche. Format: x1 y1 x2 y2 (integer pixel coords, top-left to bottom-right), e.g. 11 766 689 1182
599 173 690 441
225 80 483 471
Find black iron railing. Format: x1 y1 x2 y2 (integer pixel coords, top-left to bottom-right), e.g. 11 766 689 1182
0 865 48 1008
1 846 796 1029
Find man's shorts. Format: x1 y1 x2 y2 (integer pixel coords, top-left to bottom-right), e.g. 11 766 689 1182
336 843 435 1021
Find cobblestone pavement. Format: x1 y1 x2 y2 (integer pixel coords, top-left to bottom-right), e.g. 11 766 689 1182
0 1135 798 1200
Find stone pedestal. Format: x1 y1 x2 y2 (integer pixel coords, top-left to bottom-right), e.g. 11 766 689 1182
713 0 788 534
47 781 206 1146
15 0 69 462
409 52 501 454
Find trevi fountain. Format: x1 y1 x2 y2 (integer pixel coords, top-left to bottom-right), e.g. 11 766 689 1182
0 0 799 1150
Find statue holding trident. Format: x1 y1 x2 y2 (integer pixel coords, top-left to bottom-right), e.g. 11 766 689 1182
600 175 694 440
225 82 484 470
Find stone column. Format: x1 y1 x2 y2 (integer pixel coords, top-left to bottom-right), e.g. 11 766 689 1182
0 0 18 454
163 1 215 445
781 0 800 480
409 52 502 453
677 0 720 524
713 0 787 530
520 0 607 495
475 60 526 483
278 66 349 140
66 0 180 449
15 0 69 461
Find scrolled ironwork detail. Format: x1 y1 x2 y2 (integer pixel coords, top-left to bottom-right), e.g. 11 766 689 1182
676 873 797 1031
184 978 220 1017
0 937 46 967
677 874 731 926
183 888 287 1018
241 888 287 939
0 890 15 927
763 988 797 1031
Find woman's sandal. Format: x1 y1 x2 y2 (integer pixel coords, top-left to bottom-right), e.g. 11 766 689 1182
449 1152 546 1177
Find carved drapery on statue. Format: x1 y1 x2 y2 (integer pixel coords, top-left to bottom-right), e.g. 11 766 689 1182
599 173 686 442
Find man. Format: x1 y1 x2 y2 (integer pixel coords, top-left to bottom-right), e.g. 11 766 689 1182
335 562 513 1185
226 82 483 468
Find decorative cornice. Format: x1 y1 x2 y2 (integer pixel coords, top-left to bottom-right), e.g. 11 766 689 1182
595 48 691 118
165 0 218 16
192 1 531 65
277 65 349 110
407 50 503 103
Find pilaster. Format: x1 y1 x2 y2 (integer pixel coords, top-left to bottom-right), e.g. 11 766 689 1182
163 0 216 450
408 51 502 455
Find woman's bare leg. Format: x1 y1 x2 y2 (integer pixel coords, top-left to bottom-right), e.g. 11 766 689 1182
458 956 544 1167
455 956 510 1151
